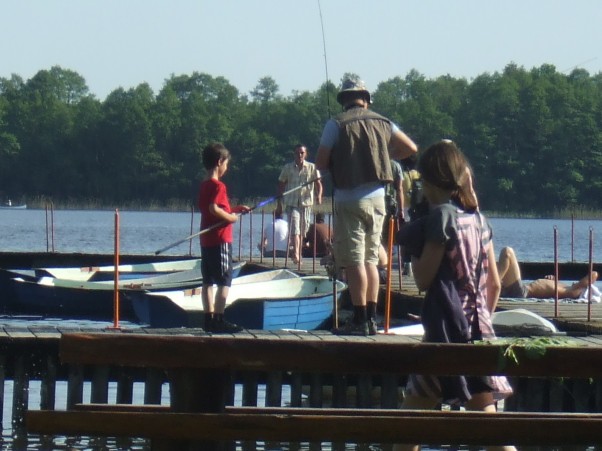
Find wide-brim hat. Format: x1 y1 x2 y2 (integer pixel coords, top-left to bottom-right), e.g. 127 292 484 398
336 76 371 105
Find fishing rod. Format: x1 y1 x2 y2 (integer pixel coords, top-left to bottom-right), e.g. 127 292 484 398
154 176 323 255
317 0 332 118
317 0 339 329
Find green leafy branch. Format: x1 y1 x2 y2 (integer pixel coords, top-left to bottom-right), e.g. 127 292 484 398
475 336 579 367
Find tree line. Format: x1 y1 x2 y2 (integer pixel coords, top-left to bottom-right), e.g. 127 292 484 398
0 64 601 214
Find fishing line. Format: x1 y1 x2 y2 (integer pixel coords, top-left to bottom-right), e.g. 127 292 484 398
154 176 323 255
317 0 332 118
317 0 339 328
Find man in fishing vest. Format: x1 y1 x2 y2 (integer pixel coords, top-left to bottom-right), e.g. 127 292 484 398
315 75 417 336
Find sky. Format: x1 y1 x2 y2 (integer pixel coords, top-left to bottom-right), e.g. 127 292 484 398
2 0 602 101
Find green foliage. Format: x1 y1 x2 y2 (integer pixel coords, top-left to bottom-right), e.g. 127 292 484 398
1 64 602 212
476 336 579 368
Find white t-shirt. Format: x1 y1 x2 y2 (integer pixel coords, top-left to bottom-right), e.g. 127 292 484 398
263 218 289 252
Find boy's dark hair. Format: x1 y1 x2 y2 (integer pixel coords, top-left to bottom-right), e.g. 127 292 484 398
202 143 230 170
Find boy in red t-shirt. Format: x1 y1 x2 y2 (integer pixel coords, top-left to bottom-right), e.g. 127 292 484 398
198 143 250 333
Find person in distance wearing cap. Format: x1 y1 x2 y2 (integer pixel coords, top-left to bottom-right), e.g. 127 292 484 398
315 75 418 336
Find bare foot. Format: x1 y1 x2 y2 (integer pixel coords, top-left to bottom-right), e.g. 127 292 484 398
575 271 599 289
544 275 556 281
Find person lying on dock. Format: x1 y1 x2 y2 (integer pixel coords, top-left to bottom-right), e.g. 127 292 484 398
498 246 599 299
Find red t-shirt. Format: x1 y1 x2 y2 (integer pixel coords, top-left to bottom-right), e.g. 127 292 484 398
198 178 233 247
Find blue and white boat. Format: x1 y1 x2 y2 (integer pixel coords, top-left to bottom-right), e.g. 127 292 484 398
129 271 346 330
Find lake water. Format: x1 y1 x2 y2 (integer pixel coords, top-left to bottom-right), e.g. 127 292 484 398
2 208 602 262
2 209 601 450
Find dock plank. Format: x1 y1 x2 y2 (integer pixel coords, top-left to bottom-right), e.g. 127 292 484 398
58 332 602 378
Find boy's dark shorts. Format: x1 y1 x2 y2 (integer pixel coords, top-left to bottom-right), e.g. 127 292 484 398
201 243 233 287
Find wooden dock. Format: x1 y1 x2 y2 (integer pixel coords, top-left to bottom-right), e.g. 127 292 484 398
0 251 600 448
248 256 602 333
22 330 602 449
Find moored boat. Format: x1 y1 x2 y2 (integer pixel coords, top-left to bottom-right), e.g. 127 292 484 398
128 270 344 330
224 276 346 330
10 262 245 320
36 258 202 282
492 308 559 336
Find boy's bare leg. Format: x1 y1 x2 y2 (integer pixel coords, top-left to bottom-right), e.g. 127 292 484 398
201 285 214 313
214 285 230 315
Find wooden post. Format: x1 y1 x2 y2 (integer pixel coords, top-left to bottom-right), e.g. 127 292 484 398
40 355 57 411
168 368 232 450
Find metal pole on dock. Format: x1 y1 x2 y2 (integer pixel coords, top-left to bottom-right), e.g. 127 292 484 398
588 227 594 322
571 213 575 262
311 212 317 273
238 216 243 261
554 226 559 318
285 218 292 268
45 201 55 252
259 210 265 264
51 202 55 252
271 210 276 265
189 205 194 256
111 209 121 329
297 216 304 271
397 218 403 291
45 203 49 252
384 216 395 333
249 212 254 262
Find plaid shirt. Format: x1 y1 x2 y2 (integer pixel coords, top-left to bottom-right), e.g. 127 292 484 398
278 161 320 208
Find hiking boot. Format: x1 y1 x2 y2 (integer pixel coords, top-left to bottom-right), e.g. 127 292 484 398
334 320 369 337
206 318 243 334
368 318 378 336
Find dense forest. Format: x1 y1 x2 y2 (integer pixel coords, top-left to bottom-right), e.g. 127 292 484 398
1 64 601 214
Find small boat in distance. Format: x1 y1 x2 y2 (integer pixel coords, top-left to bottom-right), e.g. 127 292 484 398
0 200 26 210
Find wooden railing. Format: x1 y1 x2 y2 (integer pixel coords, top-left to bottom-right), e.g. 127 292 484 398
25 332 602 449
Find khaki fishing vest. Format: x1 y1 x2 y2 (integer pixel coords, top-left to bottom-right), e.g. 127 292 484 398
330 107 393 190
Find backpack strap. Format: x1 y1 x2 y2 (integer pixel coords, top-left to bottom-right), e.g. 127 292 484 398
470 212 484 342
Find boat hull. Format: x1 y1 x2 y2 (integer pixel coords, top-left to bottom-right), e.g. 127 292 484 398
9 262 245 321
130 272 346 330
224 278 345 330
12 280 136 320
